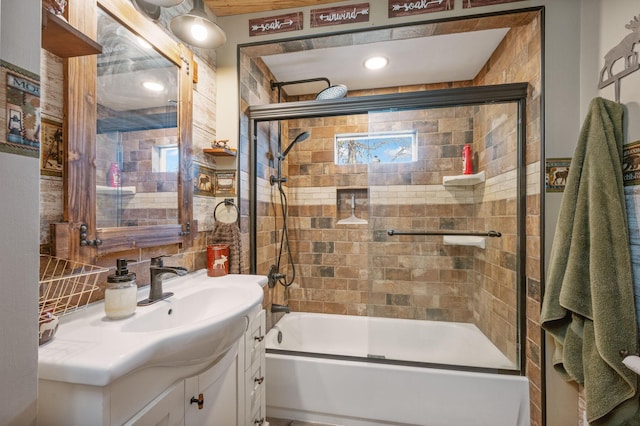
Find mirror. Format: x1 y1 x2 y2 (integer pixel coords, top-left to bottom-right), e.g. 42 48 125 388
96 8 179 228
53 0 194 259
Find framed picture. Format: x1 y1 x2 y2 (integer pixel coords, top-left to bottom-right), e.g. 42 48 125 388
215 170 237 196
193 163 215 197
41 118 63 177
545 158 571 192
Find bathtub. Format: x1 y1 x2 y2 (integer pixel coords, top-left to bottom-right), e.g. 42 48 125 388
266 313 530 426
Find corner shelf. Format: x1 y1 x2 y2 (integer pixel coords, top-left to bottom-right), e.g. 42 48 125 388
203 147 237 157
443 235 486 249
442 171 485 186
41 10 102 58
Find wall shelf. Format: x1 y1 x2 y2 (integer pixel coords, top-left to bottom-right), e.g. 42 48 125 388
203 147 237 157
442 171 485 186
96 185 136 196
41 10 102 58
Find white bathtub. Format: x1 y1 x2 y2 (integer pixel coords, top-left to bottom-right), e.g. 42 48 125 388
266 313 530 426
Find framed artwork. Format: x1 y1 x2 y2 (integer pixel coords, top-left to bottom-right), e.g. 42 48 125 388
41 118 63 177
215 170 237 196
193 163 215 197
545 158 571 192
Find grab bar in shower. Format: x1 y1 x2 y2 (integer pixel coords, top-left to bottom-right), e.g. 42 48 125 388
386 229 502 237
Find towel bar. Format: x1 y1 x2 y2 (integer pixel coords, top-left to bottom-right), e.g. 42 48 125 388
386 229 502 237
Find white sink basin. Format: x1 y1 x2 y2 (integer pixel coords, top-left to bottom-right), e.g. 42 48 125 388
38 270 265 387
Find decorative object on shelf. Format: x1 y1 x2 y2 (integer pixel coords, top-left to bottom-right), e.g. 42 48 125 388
39 255 108 345
212 139 230 149
170 0 226 49
598 14 640 102
249 12 303 37
193 162 216 197
545 158 571 193
107 162 121 187
43 0 67 16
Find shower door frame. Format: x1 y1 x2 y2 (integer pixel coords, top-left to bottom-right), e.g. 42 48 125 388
248 82 529 374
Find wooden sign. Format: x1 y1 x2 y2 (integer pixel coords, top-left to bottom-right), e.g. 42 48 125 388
311 3 369 28
462 0 526 8
389 0 453 18
249 12 303 37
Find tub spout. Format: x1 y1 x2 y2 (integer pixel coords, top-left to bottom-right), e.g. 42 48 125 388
271 303 290 314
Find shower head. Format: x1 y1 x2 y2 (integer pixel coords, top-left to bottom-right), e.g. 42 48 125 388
270 78 347 101
280 131 310 159
316 84 348 100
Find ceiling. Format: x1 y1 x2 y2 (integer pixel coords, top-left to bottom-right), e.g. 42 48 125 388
261 28 510 97
205 0 338 17
205 1 514 98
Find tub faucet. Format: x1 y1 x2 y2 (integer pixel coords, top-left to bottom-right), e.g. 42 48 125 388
138 256 188 306
271 303 290 314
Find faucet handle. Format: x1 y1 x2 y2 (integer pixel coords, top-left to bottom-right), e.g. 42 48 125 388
150 255 169 267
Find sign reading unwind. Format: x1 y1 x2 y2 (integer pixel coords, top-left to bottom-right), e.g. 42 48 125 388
311 3 370 27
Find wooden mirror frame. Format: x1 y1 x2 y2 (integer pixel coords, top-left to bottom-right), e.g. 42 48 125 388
52 0 196 262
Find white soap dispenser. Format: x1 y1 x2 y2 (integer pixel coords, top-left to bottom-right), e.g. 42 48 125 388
104 259 137 320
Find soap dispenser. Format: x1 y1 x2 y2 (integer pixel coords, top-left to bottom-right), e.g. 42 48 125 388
104 259 137 320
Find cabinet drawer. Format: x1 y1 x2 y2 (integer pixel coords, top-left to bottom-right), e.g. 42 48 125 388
245 357 265 416
249 393 266 426
244 309 266 371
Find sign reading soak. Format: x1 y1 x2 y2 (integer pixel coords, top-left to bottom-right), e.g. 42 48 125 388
311 3 369 28
389 0 453 18
249 12 303 37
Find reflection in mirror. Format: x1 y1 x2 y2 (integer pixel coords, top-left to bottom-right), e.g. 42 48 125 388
96 8 179 228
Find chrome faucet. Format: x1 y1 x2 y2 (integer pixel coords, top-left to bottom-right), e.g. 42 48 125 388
138 256 188 306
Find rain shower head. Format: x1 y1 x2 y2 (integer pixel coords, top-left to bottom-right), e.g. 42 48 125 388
316 84 348 100
270 78 347 101
280 131 310 159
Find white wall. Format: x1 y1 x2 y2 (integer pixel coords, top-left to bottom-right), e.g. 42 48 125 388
0 1 40 425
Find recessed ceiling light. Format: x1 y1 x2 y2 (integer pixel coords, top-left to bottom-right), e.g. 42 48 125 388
364 56 389 70
142 81 164 92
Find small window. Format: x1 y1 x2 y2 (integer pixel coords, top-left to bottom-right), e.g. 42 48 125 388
152 144 179 173
335 130 417 165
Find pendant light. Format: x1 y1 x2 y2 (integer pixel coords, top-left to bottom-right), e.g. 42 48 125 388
170 0 227 49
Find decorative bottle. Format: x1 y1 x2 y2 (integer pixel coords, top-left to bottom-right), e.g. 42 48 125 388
107 162 121 187
104 259 137 320
462 144 473 175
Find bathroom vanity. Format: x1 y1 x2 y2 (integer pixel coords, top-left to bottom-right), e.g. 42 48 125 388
37 271 266 425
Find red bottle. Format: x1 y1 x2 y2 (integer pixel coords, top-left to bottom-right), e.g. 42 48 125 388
108 162 121 187
462 144 473 175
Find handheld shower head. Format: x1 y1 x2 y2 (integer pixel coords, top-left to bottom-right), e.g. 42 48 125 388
280 131 310 159
316 84 348 100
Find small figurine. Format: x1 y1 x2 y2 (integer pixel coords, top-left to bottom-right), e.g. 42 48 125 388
212 139 230 149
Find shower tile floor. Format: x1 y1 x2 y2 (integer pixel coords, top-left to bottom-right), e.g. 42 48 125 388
267 417 339 426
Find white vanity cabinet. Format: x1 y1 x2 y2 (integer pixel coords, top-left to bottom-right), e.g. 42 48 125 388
237 309 267 426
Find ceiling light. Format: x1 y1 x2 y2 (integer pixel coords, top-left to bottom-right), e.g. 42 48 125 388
170 0 227 49
364 56 389 70
142 81 165 92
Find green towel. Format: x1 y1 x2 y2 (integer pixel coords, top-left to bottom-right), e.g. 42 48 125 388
541 97 640 425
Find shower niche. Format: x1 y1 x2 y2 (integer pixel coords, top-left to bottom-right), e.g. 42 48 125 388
336 188 368 225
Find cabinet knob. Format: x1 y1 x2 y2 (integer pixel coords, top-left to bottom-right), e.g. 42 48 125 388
190 393 204 410
254 335 264 342
254 418 265 425
254 376 264 385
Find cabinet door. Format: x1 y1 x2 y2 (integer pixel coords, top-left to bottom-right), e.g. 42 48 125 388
185 349 238 426
125 382 184 426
